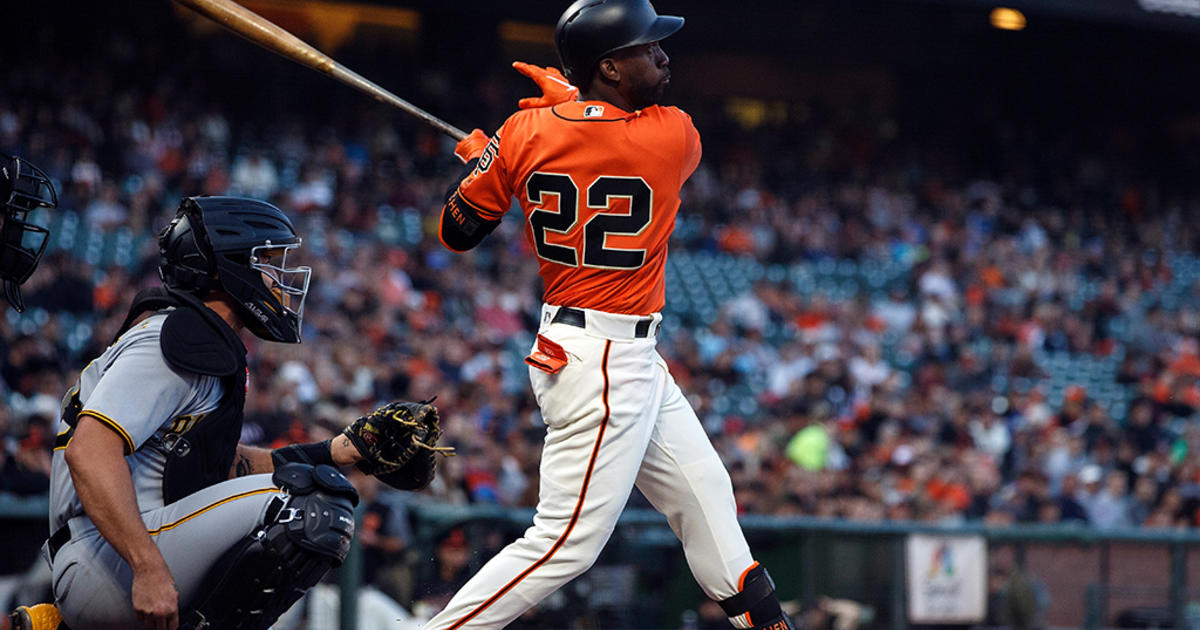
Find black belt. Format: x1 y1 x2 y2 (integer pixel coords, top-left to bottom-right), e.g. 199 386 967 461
551 307 656 338
48 521 71 562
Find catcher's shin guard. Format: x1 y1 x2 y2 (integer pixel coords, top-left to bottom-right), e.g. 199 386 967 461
180 464 358 630
10 604 64 630
718 566 796 630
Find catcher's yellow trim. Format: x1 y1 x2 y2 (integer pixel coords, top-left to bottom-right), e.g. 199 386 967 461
54 427 73 452
148 487 279 535
79 409 135 454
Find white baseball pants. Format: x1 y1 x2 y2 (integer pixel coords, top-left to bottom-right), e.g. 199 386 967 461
423 305 756 629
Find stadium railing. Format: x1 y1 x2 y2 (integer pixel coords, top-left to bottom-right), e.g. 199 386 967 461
7 492 1200 629
400 499 1200 630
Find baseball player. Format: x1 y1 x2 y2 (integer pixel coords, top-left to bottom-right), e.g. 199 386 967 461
0 152 57 312
10 196 449 630
427 1 795 629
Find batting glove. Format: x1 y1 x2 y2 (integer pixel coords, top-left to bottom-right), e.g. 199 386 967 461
513 61 579 109
454 129 490 164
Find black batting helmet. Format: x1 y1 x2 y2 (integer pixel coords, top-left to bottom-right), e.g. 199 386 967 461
555 0 684 86
159 196 311 343
0 153 56 313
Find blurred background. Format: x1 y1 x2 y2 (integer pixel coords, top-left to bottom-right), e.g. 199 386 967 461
1 0 1200 628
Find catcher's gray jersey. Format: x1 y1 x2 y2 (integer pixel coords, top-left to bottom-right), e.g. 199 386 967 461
49 312 226 531
46 311 282 629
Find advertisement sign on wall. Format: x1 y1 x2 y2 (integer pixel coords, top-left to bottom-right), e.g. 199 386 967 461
906 534 988 624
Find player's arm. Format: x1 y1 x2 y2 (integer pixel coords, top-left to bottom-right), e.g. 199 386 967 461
677 108 703 185
236 436 364 478
65 335 200 630
65 415 179 630
441 185 501 252
231 444 274 476
440 129 503 252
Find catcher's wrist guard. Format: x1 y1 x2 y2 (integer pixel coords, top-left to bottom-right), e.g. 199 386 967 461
271 439 334 468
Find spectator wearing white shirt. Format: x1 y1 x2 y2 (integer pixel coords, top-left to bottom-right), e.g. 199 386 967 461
231 149 280 199
848 343 890 396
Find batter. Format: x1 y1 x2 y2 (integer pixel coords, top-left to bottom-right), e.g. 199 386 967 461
427 2 796 629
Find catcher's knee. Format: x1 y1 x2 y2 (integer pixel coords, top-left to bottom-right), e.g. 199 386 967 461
718 565 795 630
180 464 358 630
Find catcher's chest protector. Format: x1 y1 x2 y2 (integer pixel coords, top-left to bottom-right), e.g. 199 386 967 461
120 288 250 503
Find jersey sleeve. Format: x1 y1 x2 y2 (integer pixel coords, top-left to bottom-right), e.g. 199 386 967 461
677 109 702 186
456 116 519 221
80 334 218 453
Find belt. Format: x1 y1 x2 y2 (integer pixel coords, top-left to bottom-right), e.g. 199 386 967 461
551 307 656 338
48 521 71 562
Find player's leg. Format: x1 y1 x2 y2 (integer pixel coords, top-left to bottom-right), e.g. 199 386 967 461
635 358 795 630
424 329 662 629
51 464 354 630
174 463 357 630
48 473 280 629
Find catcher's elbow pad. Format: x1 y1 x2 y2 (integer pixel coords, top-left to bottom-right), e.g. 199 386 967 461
180 464 357 630
718 566 794 630
440 190 500 252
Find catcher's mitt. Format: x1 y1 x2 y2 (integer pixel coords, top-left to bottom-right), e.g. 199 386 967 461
343 399 454 478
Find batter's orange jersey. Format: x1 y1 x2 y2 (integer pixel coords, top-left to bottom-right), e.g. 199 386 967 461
454 100 701 315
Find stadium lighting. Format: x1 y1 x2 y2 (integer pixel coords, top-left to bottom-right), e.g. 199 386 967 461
990 7 1027 30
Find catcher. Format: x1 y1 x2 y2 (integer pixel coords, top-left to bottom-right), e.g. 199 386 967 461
10 196 450 630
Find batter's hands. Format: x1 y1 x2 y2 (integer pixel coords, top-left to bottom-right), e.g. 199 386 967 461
455 129 490 164
132 561 179 630
513 61 579 109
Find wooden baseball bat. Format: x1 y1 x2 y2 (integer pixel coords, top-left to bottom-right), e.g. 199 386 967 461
174 0 468 140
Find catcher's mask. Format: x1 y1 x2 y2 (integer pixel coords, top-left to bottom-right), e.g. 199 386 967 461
159 196 311 343
0 153 56 313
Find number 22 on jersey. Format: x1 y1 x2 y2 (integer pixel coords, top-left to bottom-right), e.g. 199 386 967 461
526 172 653 270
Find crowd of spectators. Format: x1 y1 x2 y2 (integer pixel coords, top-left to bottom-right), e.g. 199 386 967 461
2 8 1200 615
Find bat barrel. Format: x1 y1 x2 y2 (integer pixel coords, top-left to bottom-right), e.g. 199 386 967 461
174 0 467 141
327 66 468 141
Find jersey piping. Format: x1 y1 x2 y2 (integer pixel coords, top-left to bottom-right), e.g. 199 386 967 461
146 486 279 536
549 104 637 124
78 409 136 454
446 340 614 629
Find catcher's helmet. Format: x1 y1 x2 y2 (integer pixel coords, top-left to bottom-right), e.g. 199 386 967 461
0 153 56 313
555 0 684 85
159 196 311 343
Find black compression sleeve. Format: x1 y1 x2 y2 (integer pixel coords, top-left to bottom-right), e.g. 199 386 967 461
440 157 500 252
271 439 334 468
441 191 501 252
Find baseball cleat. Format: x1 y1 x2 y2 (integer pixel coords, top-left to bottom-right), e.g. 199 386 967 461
10 603 62 630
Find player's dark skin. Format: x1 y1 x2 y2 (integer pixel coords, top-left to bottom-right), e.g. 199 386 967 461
585 41 671 110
